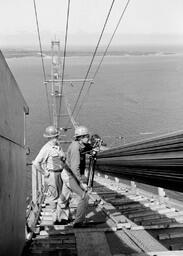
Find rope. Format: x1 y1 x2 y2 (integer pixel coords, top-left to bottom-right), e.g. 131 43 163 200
69 0 116 123
64 96 78 128
33 0 51 123
93 0 131 80
75 0 131 119
57 0 71 128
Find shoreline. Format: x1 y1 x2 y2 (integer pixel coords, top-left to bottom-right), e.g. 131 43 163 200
3 51 179 59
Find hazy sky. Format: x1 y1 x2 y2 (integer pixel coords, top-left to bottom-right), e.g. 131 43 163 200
1 0 183 47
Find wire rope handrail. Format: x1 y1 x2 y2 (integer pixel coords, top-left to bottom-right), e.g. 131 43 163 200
67 0 116 126
57 0 71 128
74 0 131 120
33 0 51 123
64 96 78 128
32 0 130 130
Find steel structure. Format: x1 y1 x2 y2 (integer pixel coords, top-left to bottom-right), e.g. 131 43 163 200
50 40 62 129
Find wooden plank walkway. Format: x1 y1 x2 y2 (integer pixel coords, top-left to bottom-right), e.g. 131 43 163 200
22 173 183 255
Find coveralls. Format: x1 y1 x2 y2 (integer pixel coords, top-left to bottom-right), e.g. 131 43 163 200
60 140 90 224
33 139 67 222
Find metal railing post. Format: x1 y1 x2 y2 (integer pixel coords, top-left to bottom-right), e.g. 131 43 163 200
32 164 37 204
37 171 42 195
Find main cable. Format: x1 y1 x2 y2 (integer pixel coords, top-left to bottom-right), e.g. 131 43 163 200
70 0 116 122
57 0 71 128
33 0 51 123
74 0 131 119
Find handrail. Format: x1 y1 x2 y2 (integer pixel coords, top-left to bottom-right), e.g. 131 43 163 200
32 164 44 205
25 165 45 236
97 130 183 192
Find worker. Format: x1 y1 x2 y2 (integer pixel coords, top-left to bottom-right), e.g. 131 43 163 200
60 126 92 228
67 126 93 182
32 125 68 223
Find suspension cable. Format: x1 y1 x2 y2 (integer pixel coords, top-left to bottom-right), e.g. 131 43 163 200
33 0 51 123
69 0 116 122
57 0 71 128
74 0 131 119
93 0 131 80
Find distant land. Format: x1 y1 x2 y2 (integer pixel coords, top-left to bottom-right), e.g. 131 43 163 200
2 44 183 59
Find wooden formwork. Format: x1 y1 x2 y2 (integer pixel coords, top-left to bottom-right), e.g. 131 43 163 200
22 172 183 256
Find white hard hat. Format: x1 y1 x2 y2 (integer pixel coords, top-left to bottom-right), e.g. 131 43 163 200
74 126 89 137
43 125 59 138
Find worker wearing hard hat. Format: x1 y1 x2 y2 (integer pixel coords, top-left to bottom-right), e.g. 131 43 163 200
60 125 92 228
68 126 91 181
33 125 68 223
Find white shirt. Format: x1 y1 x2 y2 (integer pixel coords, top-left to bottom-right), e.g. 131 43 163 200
33 140 65 171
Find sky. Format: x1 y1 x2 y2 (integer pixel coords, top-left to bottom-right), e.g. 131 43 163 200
1 0 183 48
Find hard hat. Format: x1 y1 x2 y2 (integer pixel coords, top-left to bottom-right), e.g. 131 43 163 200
74 126 89 137
43 125 59 138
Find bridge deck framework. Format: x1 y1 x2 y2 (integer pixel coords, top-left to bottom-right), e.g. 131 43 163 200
23 172 183 255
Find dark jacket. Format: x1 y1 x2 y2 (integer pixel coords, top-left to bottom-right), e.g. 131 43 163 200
67 141 92 181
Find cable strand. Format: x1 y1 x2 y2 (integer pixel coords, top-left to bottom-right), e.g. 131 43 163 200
70 0 116 122
33 0 51 123
57 0 71 128
75 0 131 119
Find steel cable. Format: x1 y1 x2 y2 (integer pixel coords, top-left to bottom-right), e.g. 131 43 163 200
75 0 131 119
57 0 71 128
69 0 116 124
33 0 51 123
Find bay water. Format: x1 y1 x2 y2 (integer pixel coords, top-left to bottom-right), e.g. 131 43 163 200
5 46 183 197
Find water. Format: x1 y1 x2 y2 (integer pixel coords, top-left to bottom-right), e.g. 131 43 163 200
5 46 183 196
